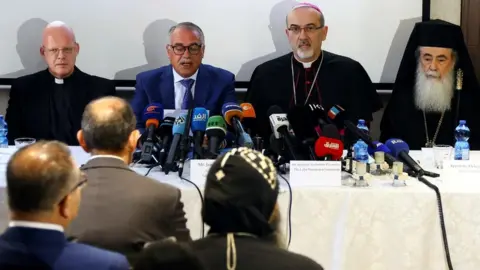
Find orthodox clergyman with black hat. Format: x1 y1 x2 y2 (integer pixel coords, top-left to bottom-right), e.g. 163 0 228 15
380 19 480 149
191 147 324 270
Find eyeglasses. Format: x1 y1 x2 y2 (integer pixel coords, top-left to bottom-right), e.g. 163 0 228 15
43 47 75 55
58 172 88 204
168 43 203 55
287 25 323 34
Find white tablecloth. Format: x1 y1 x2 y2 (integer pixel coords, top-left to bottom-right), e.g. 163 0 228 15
0 147 479 270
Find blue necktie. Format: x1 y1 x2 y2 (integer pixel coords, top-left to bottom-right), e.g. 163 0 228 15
181 79 195 109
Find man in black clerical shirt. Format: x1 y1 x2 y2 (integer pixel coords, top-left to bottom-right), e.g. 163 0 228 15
5 21 115 145
245 3 382 144
380 20 480 150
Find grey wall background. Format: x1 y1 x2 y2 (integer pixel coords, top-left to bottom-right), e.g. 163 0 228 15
0 0 462 142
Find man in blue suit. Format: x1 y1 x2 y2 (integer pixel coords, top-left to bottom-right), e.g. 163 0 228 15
131 22 237 129
0 141 130 270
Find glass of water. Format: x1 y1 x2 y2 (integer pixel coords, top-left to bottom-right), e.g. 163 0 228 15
14 138 36 148
433 144 453 169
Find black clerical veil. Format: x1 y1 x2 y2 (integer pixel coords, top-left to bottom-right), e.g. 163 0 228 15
380 19 480 149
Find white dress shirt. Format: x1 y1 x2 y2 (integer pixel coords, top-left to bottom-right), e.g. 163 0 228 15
173 68 198 109
88 154 125 162
9 221 64 232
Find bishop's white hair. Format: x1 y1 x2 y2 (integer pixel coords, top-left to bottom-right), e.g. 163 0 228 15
45 21 76 42
414 62 455 113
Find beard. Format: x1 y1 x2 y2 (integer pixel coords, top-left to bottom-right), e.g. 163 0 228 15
296 48 314 60
414 63 455 113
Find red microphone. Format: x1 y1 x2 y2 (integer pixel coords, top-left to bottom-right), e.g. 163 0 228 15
314 136 344 161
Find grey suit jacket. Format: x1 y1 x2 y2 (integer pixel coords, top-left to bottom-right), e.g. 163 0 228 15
66 156 191 262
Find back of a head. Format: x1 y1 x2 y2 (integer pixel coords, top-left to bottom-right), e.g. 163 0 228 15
6 141 76 213
203 147 279 237
134 240 205 270
81 96 136 152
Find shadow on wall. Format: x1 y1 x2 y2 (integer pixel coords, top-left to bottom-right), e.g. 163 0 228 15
0 18 48 79
114 19 178 80
380 17 421 83
236 0 296 82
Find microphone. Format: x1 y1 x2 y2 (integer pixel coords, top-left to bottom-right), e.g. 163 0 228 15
385 139 425 176
314 124 344 160
205 116 227 158
177 107 194 177
306 103 330 133
191 108 208 159
164 114 187 174
140 103 164 163
268 105 305 160
240 102 256 135
287 105 318 142
222 103 253 148
157 116 175 166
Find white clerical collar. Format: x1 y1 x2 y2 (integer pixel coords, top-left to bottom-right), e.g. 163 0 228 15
9 221 64 232
301 60 314 68
88 155 125 162
54 78 64 84
172 67 198 83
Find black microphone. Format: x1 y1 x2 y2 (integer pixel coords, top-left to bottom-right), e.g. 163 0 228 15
140 103 164 163
268 106 305 160
205 116 227 158
164 114 187 174
191 108 208 159
157 116 175 166
178 108 193 177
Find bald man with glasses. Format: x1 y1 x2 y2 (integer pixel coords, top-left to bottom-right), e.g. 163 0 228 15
131 21 237 130
0 140 129 270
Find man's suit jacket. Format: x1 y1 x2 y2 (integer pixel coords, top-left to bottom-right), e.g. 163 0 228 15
131 64 237 129
66 156 191 263
0 226 129 270
5 67 116 145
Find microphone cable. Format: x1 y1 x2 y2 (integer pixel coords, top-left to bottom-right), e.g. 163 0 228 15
278 174 292 249
418 176 453 270
180 176 205 238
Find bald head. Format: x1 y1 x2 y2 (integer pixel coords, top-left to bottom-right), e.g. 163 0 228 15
6 141 77 213
80 97 137 153
41 21 79 79
286 4 325 28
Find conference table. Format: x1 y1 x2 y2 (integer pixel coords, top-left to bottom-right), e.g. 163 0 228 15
0 146 479 270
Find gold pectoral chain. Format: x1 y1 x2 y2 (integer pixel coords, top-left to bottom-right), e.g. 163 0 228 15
423 110 445 147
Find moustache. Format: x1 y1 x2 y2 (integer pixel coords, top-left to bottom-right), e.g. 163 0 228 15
298 40 311 47
179 59 193 65
425 70 440 78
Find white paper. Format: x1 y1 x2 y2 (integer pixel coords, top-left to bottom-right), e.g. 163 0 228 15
289 161 342 187
189 159 216 186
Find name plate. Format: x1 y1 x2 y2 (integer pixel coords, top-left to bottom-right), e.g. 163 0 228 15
289 161 342 187
443 160 480 178
190 159 216 185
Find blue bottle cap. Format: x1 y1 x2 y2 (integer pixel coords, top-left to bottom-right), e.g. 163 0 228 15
459 120 466 125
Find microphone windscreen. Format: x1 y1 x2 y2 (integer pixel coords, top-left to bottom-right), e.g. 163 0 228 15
191 107 209 132
326 105 346 129
172 114 187 135
367 141 392 155
314 136 344 160
287 106 316 141
322 124 341 140
143 103 164 128
159 116 175 136
222 103 243 125
385 138 410 158
206 115 227 137
240 103 256 118
267 105 283 116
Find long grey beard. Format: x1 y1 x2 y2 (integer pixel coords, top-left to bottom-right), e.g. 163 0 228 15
414 64 455 113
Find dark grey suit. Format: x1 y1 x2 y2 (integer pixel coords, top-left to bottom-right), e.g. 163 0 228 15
66 156 191 262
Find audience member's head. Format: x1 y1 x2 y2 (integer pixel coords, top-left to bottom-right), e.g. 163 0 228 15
167 22 205 78
6 141 86 228
203 147 282 245
77 96 139 163
134 238 205 270
40 21 79 79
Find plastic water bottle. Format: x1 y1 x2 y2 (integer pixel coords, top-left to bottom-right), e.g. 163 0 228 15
354 119 369 163
0 116 8 148
454 120 470 160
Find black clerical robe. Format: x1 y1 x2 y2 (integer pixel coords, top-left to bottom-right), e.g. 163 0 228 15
5 67 116 145
245 51 382 144
380 84 480 150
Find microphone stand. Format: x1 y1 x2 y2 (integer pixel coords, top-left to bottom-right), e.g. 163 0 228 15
178 108 193 178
